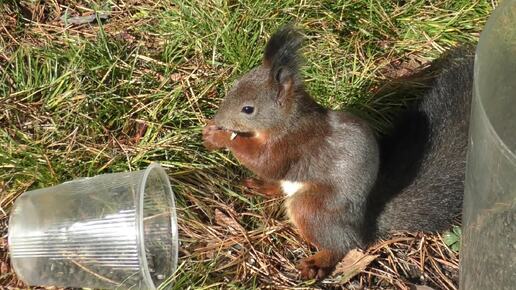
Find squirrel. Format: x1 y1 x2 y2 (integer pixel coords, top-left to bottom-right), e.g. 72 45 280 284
202 26 473 280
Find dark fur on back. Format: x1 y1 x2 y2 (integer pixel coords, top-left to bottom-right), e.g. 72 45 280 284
366 50 475 239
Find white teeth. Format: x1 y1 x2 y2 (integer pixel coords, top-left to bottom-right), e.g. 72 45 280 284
230 132 237 140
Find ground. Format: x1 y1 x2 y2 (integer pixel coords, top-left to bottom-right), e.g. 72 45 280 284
0 1 494 289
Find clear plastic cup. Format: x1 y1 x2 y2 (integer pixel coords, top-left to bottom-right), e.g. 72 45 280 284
8 163 178 289
460 0 516 289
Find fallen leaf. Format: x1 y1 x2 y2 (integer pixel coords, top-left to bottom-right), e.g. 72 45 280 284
170 73 183 82
214 209 244 235
333 249 378 283
60 12 109 25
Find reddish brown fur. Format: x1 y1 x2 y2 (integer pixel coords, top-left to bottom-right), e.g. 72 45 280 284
204 115 329 180
284 183 331 244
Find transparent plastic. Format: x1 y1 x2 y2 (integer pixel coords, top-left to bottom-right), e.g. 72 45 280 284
8 163 178 289
460 0 516 289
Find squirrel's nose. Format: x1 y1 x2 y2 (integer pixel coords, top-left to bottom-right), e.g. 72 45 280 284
213 111 237 131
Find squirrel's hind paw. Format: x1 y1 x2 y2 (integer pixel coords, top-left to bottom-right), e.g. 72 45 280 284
297 257 332 280
296 250 340 280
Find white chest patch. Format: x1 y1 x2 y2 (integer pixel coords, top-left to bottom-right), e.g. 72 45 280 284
280 180 305 197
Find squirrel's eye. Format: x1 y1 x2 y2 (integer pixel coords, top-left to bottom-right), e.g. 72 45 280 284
242 106 254 114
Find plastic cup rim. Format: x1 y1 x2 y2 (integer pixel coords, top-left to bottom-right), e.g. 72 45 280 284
137 162 178 290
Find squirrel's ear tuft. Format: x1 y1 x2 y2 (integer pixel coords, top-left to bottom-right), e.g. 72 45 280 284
263 25 303 106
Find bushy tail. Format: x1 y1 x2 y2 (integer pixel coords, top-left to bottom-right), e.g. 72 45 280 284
369 50 474 236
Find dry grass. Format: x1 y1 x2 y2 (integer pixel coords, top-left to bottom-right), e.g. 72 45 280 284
0 0 494 289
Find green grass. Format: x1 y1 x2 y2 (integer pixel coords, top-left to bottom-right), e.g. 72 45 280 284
0 0 494 288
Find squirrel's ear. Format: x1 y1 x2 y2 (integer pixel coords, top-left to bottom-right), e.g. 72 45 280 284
273 67 295 106
263 25 302 106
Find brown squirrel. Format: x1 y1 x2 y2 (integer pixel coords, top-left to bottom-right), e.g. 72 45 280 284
202 26 472 280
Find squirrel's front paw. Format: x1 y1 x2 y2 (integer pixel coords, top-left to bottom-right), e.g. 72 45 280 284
243 178 283 197
202 123 230 150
